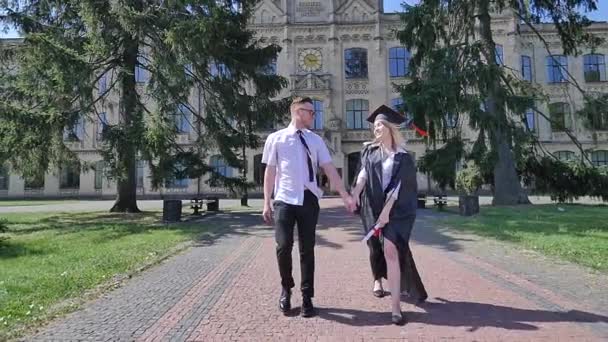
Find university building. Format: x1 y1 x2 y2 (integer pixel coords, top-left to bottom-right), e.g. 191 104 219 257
1 0 607 199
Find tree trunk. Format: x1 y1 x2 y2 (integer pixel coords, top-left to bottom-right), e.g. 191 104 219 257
241 143 248 207
478 1 530 206
110 34 140 213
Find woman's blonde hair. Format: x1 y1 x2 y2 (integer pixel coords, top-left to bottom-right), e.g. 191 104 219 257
368 119 405 150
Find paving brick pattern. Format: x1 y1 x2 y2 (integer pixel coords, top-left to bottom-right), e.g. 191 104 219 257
25 201 608 341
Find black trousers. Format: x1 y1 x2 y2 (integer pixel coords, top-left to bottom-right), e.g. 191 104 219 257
273 190 320 298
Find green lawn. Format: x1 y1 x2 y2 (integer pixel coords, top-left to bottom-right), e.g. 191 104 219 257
441 204 608 272
0 211 211 339
0 200 79 207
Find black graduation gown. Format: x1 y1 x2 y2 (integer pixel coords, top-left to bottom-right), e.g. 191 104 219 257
356 145 427 302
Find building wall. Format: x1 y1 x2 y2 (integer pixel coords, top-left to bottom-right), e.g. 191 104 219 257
1 0 607 199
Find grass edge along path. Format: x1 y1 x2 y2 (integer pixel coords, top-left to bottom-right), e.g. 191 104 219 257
439 203 608 273
0 210 219 340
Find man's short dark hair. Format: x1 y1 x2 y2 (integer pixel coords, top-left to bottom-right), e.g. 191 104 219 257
291 96 313 106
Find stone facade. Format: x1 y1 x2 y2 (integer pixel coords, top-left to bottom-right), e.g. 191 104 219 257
1 0 607 199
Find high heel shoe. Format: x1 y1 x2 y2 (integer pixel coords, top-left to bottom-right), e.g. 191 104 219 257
391 311 406 326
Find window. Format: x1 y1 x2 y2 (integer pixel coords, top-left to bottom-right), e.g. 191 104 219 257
210 61 231 78
185 63 194 78
253 154 265 186
261 58 277 75
591 150 608 167
165 163 188 188
98 74 107 95
60 164 80 189
173 104 191 133
135 54 148 83
210 155 234 178
136 160 145 189
495 44 504 65
555 151 575 162
0 165 8 191
24 173 44 190
589 110 608 130
521 55 532 82
546 55 568 83
312 99 324 130
94 161 105 190
525 108 535 131
549 102 571 131
389 47 410 77
63 116 85 141
445 112 458 128
97 112 108 141
346 99 369 130
583 54 606 82
390 98 410 127
344 48 368 79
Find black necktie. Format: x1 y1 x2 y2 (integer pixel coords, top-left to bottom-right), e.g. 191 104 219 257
297 130 314 182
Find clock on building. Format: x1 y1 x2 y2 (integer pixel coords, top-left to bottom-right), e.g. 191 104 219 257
298 48 323 72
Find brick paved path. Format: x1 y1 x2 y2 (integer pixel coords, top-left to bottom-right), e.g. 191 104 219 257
26 200 608 341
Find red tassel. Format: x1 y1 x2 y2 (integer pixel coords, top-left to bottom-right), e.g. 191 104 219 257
411 123 429 137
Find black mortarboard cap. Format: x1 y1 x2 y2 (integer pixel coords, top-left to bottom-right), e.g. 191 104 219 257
367 104 406 125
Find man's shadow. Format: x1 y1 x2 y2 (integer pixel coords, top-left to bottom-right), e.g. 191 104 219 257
317 297 608 331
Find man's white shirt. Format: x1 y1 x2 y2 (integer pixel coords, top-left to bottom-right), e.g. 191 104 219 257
262 124 332 206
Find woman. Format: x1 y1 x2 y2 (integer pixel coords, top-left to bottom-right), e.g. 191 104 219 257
351 104 427 325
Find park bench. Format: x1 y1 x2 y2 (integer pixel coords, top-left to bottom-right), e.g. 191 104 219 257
433 194 448 210
417 193 427 209
190 197 220 215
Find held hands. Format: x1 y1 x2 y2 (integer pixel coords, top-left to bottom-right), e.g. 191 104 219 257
341 193 357 213
262 201 273 225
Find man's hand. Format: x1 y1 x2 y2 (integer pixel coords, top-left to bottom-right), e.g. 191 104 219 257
263 202 274 225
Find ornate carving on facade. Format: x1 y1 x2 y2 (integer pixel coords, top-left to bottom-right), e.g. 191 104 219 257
345 79 369 94
335 0 376 23
291 73 331 91
328 117 342 131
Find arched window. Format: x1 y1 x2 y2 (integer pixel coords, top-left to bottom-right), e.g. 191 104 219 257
591 150 608 167
555 151 575 162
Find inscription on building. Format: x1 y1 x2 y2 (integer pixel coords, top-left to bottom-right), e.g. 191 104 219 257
296 1 322 17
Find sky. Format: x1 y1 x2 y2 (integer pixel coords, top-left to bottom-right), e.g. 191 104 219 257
384 0 608 21
1 0 607 38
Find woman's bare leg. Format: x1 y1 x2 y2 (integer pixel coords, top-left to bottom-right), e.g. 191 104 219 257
383 238 401 316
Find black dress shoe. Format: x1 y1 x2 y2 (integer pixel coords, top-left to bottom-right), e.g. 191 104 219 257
279 288 291 314
391 311 407 326
373 289 385 298
301 296 316 317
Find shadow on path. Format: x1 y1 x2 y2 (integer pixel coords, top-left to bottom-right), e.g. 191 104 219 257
318 297 608 331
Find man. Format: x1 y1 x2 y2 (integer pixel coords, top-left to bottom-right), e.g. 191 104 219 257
262 96 355 317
